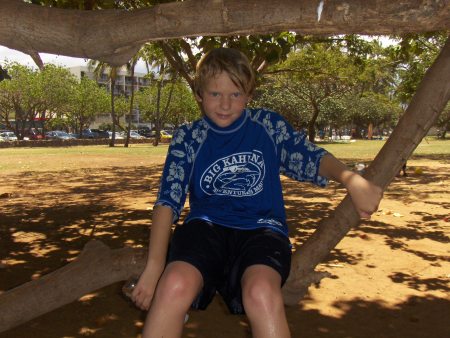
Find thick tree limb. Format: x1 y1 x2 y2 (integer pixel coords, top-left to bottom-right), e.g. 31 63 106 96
282 35 450 305
0 241 147 333
1 0 450 66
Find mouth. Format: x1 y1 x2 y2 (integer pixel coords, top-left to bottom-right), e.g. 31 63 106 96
216 113 231 119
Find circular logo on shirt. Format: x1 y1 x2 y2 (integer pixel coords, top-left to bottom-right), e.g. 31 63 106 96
200 150 265 197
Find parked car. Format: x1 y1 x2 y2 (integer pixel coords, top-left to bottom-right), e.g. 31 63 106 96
23 128 45 140
80 129 97 139
90 129 109 139
129 130 145 139
0 131 18 141
160 130 173 140
137 126 153 138
108 131 124 139
45 130 76 140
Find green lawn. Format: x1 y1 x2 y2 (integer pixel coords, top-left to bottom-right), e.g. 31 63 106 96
320 137 450 160
0 138 448 173
0 143 169 172
0 143 169 157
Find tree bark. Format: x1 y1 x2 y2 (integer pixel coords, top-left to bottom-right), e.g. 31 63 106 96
0 241 147 333
282 35 450 305
1 0 449 66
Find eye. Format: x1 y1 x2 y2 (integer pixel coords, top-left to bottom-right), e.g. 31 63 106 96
231 92 242 98
209 92 220 97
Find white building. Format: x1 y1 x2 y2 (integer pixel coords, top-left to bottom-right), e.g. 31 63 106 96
68 65 150 97
68 66 152 128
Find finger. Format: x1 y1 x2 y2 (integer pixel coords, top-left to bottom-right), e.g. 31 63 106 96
136 296 151 311
359 210 372 219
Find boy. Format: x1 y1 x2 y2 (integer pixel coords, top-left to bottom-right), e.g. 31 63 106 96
132 48 382 338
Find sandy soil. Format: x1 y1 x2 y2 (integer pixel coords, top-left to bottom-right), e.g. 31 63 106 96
0 150 449 338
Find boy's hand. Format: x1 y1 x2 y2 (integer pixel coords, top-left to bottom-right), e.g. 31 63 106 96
131 270 159 311
345 173 383 219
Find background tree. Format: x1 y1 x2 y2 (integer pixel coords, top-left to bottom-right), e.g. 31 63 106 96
135 77 199 141
139 43 178 145
390 33 447 104
435 102 450 139
158 33 296 93
88 60 120 146
0 63 75 139
388 33 448 138
344 92 402 138
251 79 310 130
0 66 11 82
263 43 359 141
66 76 109 135
124 53 141 147
162 79 200 128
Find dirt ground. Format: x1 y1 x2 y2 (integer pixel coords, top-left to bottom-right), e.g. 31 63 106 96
0 148 449 338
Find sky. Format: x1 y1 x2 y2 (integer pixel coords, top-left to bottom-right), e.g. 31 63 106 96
0 46 88 69
0 46 148 73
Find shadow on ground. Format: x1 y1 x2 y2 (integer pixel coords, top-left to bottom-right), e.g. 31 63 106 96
0 160 449 337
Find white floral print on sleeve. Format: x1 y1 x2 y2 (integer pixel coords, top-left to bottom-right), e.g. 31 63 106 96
265 110 328 187
155 120 209 222
167 161 185 182
288 152 304 176
274 120 290 144
169 183 182 204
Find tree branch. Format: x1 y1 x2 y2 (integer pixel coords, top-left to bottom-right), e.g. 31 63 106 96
282 35 450 305
0 240 147 333
1 0 449 66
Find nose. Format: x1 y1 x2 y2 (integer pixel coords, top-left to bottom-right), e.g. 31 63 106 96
220 95 231 110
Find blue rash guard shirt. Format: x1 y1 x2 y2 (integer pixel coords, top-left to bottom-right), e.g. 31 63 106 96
155 108 329 237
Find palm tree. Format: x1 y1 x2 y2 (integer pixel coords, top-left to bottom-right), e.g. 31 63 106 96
141 43 179 146
88 60 119 147
124 50 144 148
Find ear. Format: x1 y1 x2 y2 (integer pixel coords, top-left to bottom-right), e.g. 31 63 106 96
195 93 203 102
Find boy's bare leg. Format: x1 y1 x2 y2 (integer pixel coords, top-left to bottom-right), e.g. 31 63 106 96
142 261 203 338
241 265 291 338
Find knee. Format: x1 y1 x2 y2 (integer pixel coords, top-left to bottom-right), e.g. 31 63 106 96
156 263 202 303
242 277 283 315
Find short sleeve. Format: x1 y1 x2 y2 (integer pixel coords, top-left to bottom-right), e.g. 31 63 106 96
154 120 208 222
280 129 329 187
154 126 193 223
258 110 328 187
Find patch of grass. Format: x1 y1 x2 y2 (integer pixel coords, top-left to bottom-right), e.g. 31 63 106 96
320 138 450 161
0 143 169 157
0 138 448 173
0 144 169 173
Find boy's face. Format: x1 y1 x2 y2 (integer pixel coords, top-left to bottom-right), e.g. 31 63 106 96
196 71 250 128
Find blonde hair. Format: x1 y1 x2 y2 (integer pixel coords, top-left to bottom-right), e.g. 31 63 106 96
194 48 256 98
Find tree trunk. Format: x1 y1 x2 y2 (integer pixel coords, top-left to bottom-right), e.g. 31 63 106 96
308 101 320 142
125 61 137 148
282 35 450 305
0 241 147 333
1 0 449 66
109 77 117 147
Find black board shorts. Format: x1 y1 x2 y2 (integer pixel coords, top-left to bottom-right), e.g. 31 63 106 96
167 219 292 315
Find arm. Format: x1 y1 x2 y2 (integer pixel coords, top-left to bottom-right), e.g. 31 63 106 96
131 204 173 310
319 153 383 219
